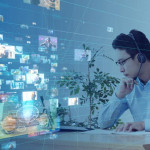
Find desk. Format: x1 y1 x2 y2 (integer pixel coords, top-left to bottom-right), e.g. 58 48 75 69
0 130 150 150
11 129 150 150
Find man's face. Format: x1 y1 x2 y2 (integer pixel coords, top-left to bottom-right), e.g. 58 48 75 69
115 49 140 78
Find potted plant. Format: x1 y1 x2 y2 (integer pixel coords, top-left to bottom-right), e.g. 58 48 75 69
57 44 120 129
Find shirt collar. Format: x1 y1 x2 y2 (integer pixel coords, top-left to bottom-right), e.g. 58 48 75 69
136 77 150 87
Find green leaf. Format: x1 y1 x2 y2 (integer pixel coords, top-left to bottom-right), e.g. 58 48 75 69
82 95 85 98
103 95 107 98
70 90 73 95
69 86 74 89
86 46 90 50
92 59 95 63
74 86 80 95
96 68 100 72
83 44 86 49
60 82 65 87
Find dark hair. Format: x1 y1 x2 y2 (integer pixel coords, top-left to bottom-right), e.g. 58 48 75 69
112 29 150 61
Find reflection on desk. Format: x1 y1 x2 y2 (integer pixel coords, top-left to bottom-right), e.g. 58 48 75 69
1 129 150 150
49 129 150 150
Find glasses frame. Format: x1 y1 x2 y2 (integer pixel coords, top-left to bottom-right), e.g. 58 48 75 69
116 56 132 66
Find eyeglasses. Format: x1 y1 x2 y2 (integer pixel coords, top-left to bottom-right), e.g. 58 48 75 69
116 56 132 66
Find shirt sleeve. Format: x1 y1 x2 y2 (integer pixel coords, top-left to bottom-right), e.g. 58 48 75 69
98 92 128 129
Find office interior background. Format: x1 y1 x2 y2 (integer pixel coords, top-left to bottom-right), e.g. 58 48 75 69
0 0 150 149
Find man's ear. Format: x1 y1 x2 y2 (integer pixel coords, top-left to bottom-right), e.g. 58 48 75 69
134 53 140 62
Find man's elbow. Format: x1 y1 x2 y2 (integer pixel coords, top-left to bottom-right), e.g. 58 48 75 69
98 120 114 129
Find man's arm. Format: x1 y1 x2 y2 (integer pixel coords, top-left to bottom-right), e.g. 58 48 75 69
98 94 128 129
98 77 137 129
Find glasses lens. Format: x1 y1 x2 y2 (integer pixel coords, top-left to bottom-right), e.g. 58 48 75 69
116 57 131 66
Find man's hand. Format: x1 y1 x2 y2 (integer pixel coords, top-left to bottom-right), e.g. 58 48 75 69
116 77 138 99
116 122 145 132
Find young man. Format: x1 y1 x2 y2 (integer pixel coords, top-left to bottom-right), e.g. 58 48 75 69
98 29 150 132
